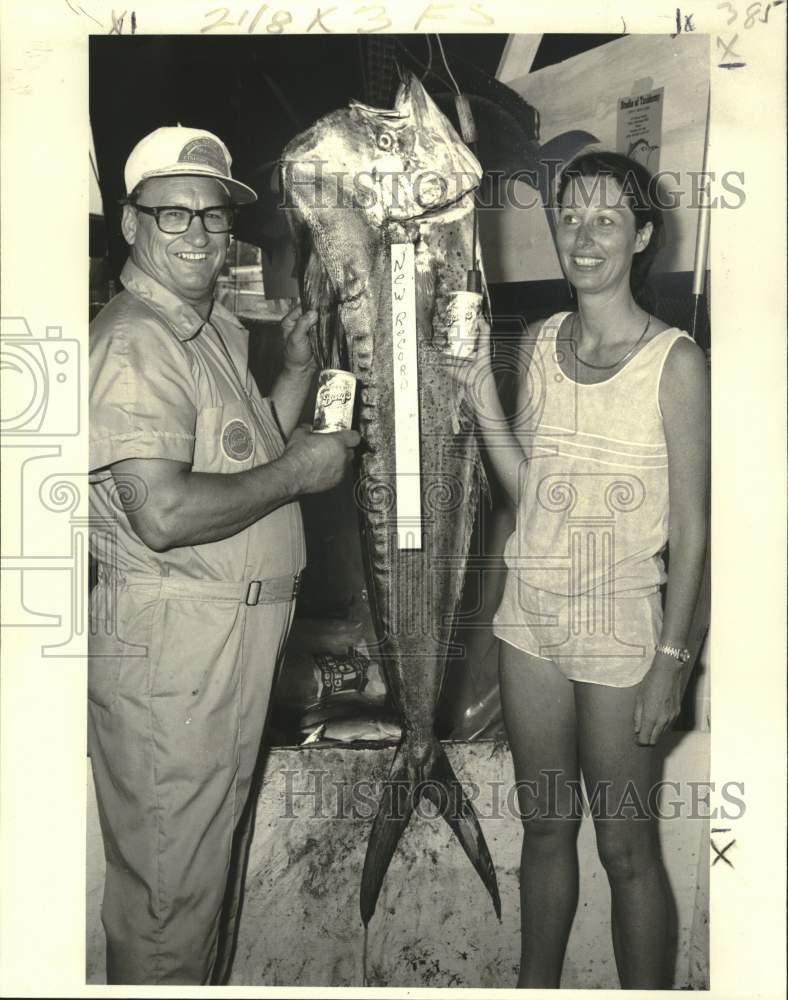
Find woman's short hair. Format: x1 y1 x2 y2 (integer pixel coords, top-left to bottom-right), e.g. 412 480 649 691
556 150 665 305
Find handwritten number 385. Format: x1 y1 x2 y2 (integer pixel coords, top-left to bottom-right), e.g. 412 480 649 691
717 2 774 26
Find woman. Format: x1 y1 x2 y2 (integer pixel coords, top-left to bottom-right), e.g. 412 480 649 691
460 151 709 988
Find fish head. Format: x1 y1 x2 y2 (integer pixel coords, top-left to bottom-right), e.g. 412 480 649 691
281 74 481 230
350 73 482 224
280 74 482 367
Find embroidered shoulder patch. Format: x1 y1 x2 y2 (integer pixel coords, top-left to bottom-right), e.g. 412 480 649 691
221 418 254 462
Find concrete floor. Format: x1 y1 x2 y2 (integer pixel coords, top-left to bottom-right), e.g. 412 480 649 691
86 732 709 988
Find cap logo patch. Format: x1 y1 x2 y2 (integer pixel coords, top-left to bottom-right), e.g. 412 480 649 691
221 418 254 462
178 137 228 175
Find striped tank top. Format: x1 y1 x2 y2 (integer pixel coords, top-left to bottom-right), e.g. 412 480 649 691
502 312 694 598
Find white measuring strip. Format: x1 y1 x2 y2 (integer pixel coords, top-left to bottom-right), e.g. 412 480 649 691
390 243 422 550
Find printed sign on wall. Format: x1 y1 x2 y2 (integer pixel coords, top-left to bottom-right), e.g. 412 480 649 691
616 87 664 171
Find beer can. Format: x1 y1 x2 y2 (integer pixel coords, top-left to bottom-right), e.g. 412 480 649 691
442 290 483 361
312 369 357 433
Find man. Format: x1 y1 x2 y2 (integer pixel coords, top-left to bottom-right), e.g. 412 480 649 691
88 125 359 985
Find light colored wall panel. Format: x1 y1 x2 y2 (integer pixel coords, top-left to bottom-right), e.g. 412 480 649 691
482 34 709 283
496 33 542 83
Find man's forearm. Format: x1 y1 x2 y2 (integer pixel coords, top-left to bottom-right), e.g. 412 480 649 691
113 454 303 552
270 366 315 438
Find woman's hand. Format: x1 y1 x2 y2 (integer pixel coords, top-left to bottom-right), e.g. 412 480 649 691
633 653 687 745
449 315 494 400
281 303 318 375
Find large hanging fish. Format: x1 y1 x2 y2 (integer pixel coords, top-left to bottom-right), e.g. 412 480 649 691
281 73 500 926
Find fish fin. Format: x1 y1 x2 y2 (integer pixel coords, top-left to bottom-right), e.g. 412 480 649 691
302 250 337 370
360 750 415 926
422 741 502 920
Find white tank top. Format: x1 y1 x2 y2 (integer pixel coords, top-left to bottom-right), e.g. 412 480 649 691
502 312 694 598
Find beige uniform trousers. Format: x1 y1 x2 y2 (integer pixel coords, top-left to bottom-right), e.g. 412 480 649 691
88 572 298 984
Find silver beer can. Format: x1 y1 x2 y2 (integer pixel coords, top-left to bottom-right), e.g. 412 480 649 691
312 369 357 433
442 290 483 361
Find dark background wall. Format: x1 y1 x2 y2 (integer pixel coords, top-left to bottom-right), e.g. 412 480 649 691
90 33 621 271
90 31 707 346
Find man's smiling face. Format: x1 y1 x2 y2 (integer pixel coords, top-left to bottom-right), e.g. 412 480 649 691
122 175 231 312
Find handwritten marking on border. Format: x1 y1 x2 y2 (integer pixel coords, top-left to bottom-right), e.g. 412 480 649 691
715 0 785 67
199 2 495 33
711 836 736 867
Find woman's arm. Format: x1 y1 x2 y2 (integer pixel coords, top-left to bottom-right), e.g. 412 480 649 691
634 337 710 745
458 318 543 506
659 338 711 647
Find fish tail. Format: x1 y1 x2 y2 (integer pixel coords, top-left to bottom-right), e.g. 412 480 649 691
360 745 415 927
360 738 501 926
423 741 502 920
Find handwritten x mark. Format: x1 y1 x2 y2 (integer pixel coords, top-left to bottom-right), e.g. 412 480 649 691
711 836 735 867
716 33 742 61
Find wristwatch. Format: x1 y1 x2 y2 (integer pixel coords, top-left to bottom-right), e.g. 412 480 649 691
655 643 691 664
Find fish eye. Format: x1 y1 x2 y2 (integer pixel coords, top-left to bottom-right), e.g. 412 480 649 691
376 131 395 152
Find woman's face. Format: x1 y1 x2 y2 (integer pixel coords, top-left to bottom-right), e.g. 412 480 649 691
555 174 653 297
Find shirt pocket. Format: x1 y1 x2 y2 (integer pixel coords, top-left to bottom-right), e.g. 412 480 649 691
193 397 257 473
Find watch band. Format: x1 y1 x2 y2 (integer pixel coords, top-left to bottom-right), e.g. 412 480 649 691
655 642 691 664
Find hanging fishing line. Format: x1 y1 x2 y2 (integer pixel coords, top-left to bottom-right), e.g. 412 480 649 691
435 34 462 95
420 34 433 80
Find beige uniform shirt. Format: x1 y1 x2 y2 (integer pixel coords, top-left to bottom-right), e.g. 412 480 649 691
89 258 306 585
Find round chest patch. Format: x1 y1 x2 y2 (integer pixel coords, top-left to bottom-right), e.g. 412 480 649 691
221 418 254 462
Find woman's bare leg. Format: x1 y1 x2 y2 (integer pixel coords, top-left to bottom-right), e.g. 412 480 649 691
575 680 670 989
499 643 581 988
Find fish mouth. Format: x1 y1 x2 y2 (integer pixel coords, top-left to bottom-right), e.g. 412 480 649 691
349 99 408 120
389 189 476 225
337 289 366 312
336 272 368 311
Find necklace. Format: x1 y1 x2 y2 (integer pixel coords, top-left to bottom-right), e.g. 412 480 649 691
570 313 651 371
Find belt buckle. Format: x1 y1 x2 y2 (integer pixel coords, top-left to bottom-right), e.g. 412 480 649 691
245 580 262 606
292 574 301 600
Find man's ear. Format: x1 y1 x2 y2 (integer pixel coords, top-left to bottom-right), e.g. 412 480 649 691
634 220 654 254
121 204 138 246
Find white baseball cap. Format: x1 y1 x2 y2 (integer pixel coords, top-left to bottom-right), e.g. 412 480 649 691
124 125 257 205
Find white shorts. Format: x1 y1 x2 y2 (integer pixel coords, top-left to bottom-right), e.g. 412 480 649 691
492 573 663 688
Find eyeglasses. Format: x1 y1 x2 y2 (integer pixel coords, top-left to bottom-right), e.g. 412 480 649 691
132 203 236 234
